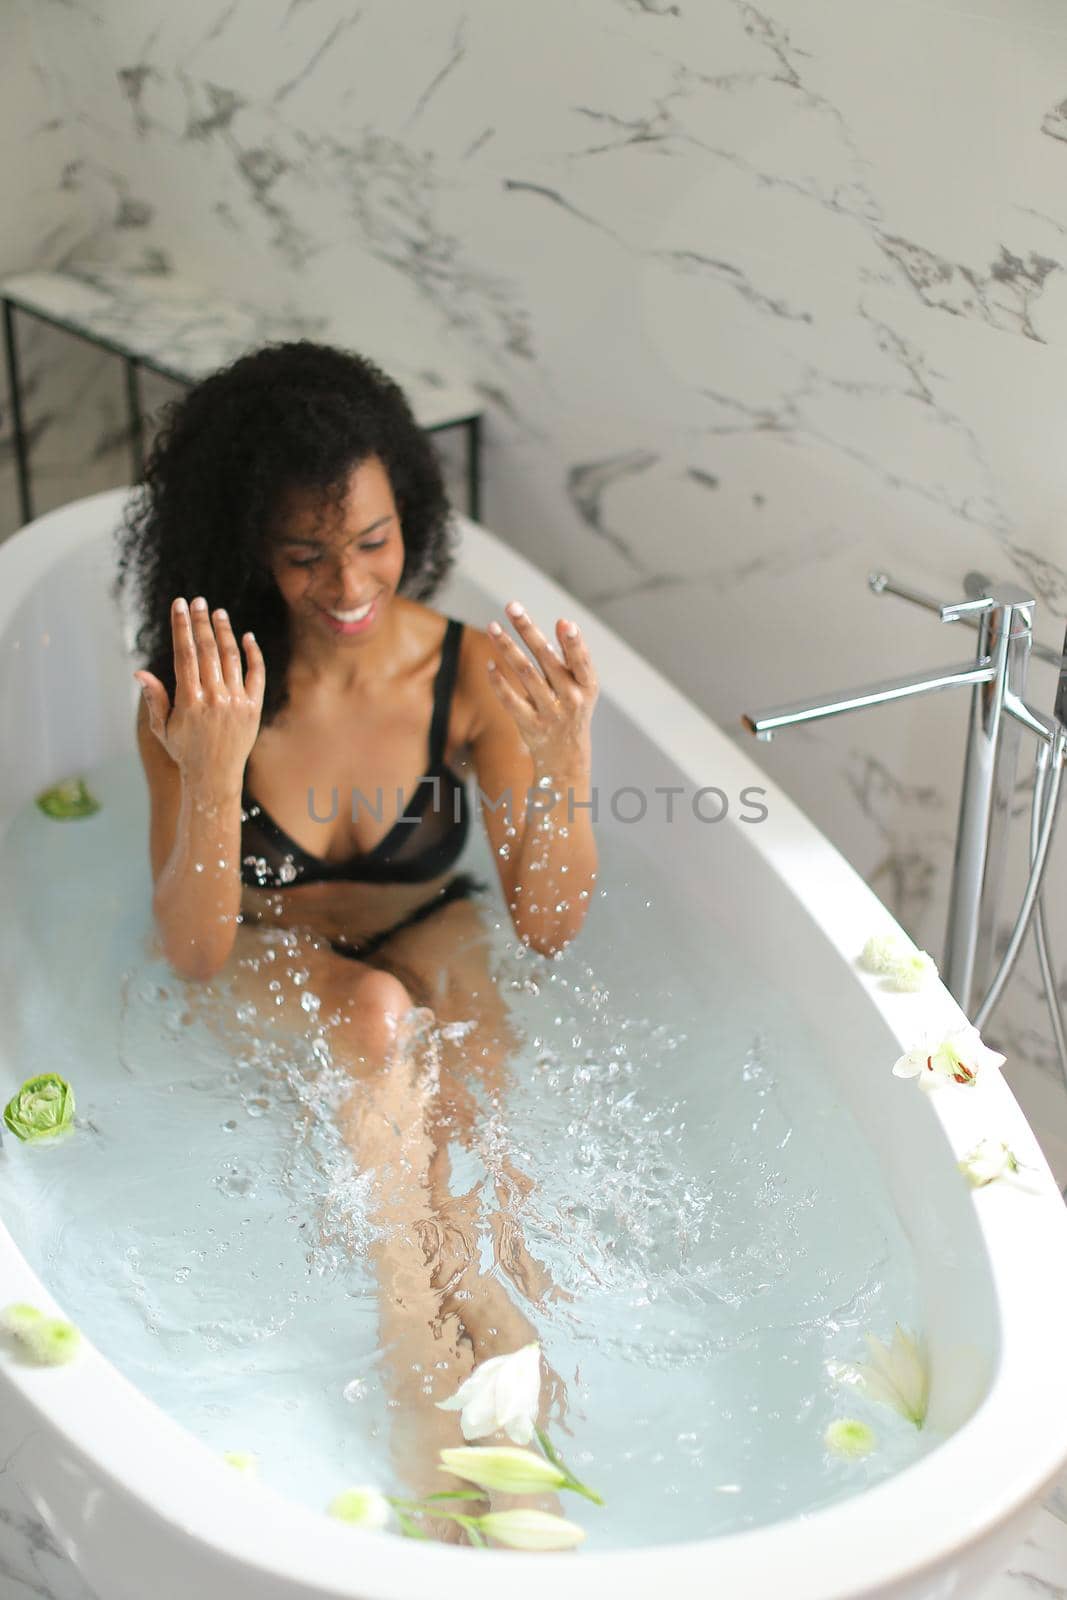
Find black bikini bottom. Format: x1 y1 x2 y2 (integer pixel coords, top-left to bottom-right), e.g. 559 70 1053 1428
327 871 489 963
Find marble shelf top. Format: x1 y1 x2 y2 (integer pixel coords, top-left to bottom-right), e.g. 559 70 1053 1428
0 266 483 432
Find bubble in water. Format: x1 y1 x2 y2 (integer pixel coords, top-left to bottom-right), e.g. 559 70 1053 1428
215 1166 256 1199
343 1377 367 1403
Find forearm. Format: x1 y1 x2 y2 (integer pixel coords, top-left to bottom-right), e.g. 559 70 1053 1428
507 761 597 957
153 777 244 981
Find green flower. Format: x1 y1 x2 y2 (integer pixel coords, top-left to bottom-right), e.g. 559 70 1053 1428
35 777 100 820
26 1318 81 1365
1 1304 81 1364
825 1418 877 1459
4 1074 75 1142
327 1487 391 1530
1 1303 44 1338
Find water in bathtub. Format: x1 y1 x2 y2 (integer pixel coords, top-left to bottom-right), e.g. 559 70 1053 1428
0 749 933 1550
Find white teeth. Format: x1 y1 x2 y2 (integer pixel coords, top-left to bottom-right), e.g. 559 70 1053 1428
327 600 374 622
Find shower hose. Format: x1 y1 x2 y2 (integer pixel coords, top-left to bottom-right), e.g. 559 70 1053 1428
973 716 1067 1197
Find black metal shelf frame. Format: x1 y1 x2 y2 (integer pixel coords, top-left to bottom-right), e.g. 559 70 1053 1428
2 293 483 527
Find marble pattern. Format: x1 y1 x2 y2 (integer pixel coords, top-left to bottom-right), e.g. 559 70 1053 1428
3 0 1067 1588
0 267 483 428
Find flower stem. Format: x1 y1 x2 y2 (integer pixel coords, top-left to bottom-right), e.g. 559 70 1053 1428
535 1426 605 1506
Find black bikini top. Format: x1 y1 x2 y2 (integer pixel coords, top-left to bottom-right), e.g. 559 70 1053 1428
240 617 471 889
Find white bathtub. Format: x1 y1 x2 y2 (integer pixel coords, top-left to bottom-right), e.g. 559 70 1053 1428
1 485 1066 1600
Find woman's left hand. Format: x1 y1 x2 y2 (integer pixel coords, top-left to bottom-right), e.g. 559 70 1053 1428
487 602 599 777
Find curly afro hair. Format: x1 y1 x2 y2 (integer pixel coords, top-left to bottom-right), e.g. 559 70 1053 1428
113 340 456 726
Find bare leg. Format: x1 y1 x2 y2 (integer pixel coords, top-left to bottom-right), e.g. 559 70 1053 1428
362 902 574 1431
182 925 484 1536
183 912 575 1530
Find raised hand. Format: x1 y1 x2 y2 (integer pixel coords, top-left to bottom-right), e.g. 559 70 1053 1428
134 595 265 789
486 602 598 777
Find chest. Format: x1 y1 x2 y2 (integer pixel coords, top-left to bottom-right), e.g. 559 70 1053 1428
244 675 472 863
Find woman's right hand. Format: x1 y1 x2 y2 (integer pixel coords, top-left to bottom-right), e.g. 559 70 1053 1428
134 596 265 790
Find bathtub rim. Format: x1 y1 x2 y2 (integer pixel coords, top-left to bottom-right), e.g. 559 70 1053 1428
0 486 1066 1600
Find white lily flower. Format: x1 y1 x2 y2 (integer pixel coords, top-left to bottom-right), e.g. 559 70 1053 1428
327 1486 392 1530
958 1138 1021 1187
892 1024 1006 1089
833 1324 928 1427
477 1508 586 1551
435 1342 541 1444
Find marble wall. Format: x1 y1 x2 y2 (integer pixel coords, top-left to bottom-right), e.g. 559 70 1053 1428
3 0 1067 1167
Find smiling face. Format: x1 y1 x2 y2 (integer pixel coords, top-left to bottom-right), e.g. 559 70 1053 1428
267 455 406 647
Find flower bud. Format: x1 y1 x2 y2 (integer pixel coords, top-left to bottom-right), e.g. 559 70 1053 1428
477 1508 586 1550
439 1446 568 1495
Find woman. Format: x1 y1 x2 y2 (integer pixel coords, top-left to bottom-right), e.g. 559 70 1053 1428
117 340 599 1517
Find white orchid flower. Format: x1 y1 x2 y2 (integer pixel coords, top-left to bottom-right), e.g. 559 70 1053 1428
477 1508 586 1551
892 1024 1005 1089
327 1486 392 1530
436 1342 541 1444
958 1138 1021 1187
832 1324 928 1427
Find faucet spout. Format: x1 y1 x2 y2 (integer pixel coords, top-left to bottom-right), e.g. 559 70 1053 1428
741 658 994 740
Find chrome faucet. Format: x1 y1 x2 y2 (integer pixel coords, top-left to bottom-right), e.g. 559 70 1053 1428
742 572 1064 1019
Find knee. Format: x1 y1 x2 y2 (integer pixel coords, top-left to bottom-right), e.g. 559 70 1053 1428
344 967 425 1064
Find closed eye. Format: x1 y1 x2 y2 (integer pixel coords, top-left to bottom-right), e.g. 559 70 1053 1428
289 539 387 568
